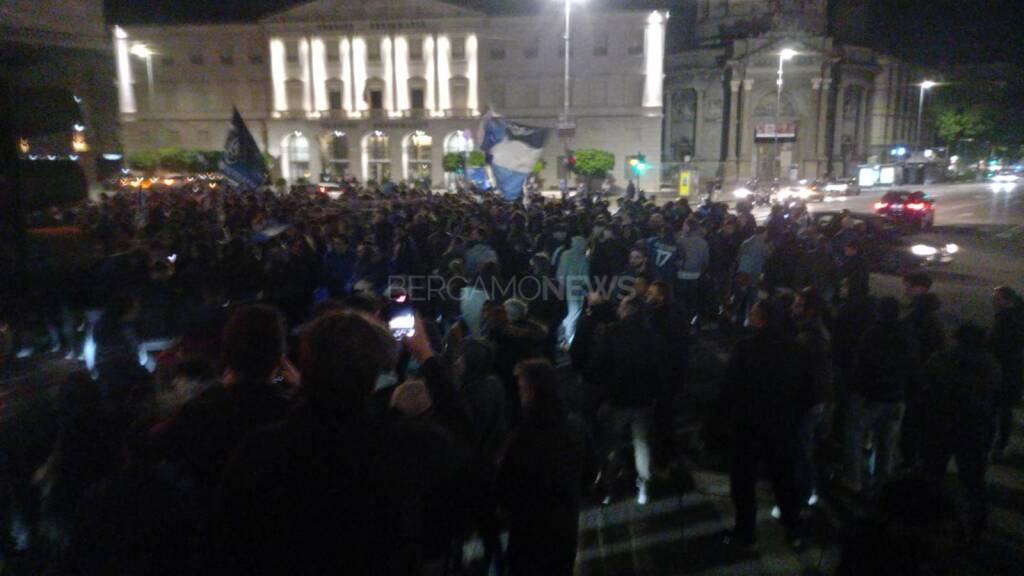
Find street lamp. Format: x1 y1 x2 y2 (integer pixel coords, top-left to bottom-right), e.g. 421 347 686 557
556 0 585 128
130 43 155 106
915 80 937 154
774 48 797 182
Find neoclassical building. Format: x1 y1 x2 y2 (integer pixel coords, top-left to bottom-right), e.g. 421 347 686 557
663 0 928 184
113 0 666 189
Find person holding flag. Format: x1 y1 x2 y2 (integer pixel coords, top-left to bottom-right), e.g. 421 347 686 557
478 112 549 202
219 107 267 191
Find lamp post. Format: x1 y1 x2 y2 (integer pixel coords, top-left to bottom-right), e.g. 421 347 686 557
774 48 797 183
130 43 155 106
915 80 936 154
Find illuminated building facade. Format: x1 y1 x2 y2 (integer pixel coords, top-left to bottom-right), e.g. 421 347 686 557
114 0 667 189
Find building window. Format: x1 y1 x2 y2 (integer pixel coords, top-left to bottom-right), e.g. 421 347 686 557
368 39 381 62
286 79 304 111
366 132 390 182
369 89 383 110
286 40 299 63
627 28 644 56
489 40 505 61
411 88 425 110
161 56 175 67
451 37 465 60
190 53 204 65
409 38 423 61
249 53 263 65
329 88 343 111
406 131 432 180
449 76 469 111
327 132 349 178
286 132 311 182
220 49 234 66
593 31 609 56
326 41 339 62
523 38 538 59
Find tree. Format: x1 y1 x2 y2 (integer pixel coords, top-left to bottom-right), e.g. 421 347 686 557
572 148 615 188
934 106 995 146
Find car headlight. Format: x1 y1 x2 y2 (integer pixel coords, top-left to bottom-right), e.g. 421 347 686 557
944 243 959 254
733 187 752 198
911 244 938 257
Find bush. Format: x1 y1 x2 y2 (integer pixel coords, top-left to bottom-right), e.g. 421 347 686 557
443 152 463 173
467 150 486 167
573 149 615 178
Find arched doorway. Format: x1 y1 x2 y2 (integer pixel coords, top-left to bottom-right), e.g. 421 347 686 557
443 129 473 186
282 131 311 182
403 130 432 181
363 130 391 183
753 91 800 181
323 130 350 179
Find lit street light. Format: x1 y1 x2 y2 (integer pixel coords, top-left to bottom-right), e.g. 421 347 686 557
774 48 796 182
556 0 585 130
916 80 937 153
131 43 155 106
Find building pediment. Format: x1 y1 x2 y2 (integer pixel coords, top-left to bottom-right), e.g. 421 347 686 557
261 0 484 23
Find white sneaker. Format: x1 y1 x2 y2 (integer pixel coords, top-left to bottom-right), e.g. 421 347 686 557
771 505 782 520
807 492 819 506
636 481 649 505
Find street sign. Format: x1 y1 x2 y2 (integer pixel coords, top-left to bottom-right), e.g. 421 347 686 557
678 170 691 197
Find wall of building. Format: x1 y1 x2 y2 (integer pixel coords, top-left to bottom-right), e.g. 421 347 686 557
115 4 666 191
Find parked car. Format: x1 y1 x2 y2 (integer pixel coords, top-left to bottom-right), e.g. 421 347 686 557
317 181 343 200
873 189 935 229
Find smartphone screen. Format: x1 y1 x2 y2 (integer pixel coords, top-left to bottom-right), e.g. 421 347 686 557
389 306 415 339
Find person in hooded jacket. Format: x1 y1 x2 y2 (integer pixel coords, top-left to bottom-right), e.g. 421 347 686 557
556 231 590 347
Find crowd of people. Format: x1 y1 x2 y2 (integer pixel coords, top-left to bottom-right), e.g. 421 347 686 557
0 180 1022 575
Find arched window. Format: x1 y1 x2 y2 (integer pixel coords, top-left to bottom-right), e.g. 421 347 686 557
404 130 432 180
364 131 391 182
325 131 349 177
283 132 310 182
443 129 473 154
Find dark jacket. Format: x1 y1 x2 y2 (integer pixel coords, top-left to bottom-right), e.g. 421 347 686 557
647 302 689 398
920 344 999 450
853 321 913 403
990 305 1024 390
839 252 871 302
592 314 661 408
150 380 291 493
216 359 468 576
498 411 587 576
719 329 814 444
903 293 947 365
796 319 833 406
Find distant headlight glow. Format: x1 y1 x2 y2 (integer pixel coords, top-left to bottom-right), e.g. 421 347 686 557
911 244 938 257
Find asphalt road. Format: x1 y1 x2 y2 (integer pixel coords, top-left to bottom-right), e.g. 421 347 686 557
793 181 1024 327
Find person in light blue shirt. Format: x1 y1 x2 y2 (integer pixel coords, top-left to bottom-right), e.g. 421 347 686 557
556 234 590 346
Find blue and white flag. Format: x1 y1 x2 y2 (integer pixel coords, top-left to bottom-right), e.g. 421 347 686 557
219 107 266 190
478 112 548 201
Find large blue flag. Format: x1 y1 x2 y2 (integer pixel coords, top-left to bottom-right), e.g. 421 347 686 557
478 112 548 201
219 107 266 190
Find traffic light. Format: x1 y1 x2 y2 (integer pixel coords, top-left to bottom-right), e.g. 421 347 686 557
629 153 648 176
565 152 576 172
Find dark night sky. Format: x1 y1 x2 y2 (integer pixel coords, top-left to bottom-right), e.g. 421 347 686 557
104 0 1024 66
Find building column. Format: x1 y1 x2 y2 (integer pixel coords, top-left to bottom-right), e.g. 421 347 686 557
811 76 829 178
693 87 705 161
724 78 740 180
663 88 673 160
738 78 755 179
833 82 847 176
858 87 871 158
